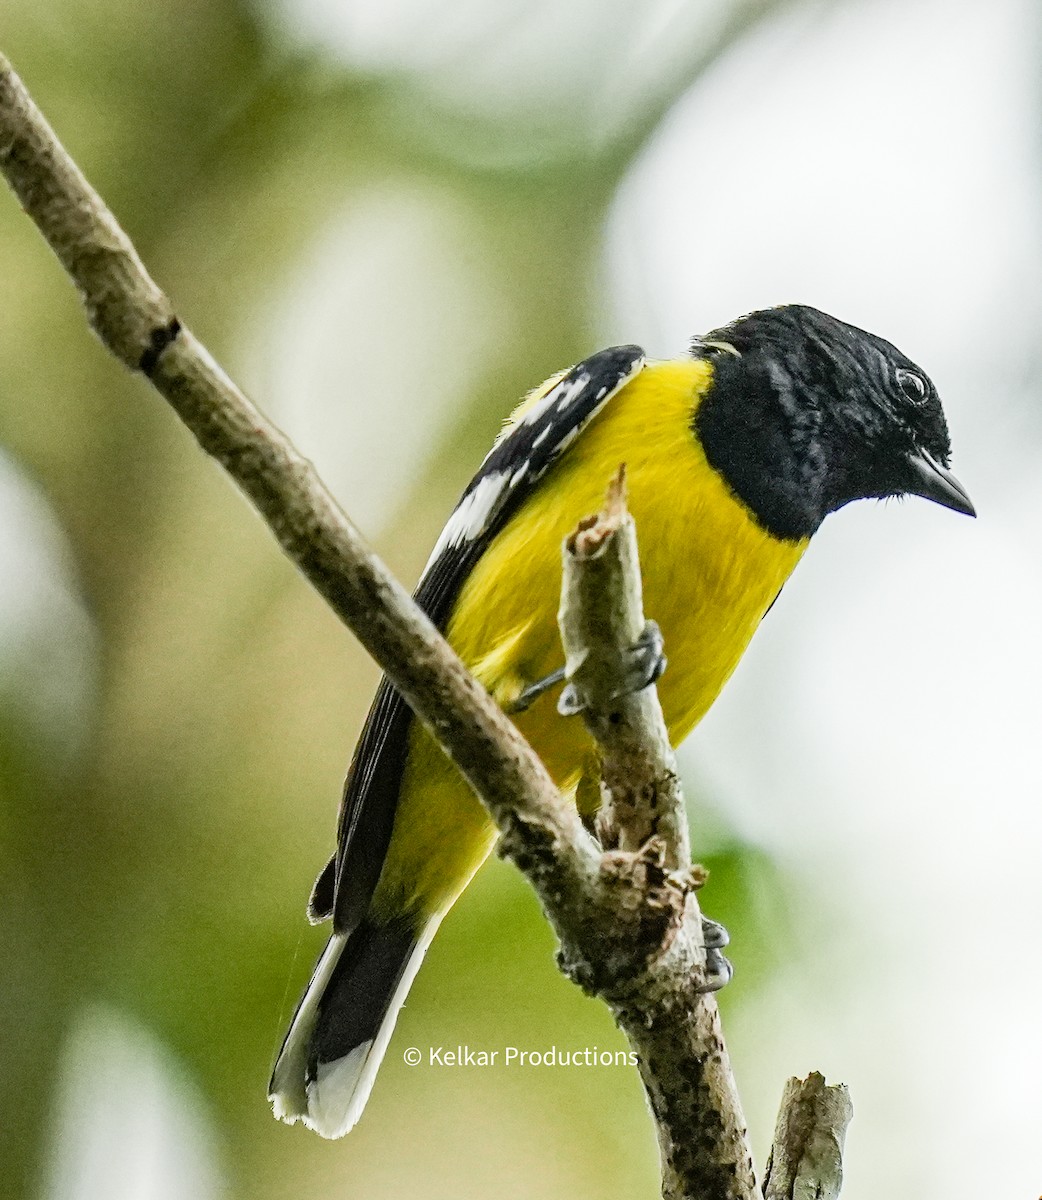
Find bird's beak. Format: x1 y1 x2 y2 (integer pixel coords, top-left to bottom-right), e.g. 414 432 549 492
905 449 976 517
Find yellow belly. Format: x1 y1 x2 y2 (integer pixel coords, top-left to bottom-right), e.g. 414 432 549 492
370 359 807 921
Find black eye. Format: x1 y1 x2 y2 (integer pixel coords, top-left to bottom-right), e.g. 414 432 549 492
896 368 928 404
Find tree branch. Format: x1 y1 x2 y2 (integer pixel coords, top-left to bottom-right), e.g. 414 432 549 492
0 48 595 914
764 1073 853 1200
0 50 850 1200
557 468 756 1199
558 466 691 868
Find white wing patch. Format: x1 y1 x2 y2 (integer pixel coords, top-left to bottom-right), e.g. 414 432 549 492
418 345 644 590
517 368 591 427
424 469 511 568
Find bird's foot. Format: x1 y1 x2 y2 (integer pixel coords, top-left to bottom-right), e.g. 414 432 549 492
697 916 733 993
507 666 567 714
558 619 667 716
616 618 667 697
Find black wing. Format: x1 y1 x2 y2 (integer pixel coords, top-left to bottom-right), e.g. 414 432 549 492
316 345 646 934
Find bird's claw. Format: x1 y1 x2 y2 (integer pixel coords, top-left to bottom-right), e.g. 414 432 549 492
557 620 667 716
696 917 733 993
508 666 567 714
615 619 667 698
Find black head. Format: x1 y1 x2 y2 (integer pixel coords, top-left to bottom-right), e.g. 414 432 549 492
691 304 974 541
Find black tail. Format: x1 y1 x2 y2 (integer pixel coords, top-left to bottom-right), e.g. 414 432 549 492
269 917 431 1138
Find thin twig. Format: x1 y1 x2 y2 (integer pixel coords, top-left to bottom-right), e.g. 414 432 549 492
0 48 595 912
764 1073 853 1200
559 465 690 867
558 470 757 1200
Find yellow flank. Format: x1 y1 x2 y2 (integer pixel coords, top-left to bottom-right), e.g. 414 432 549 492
370 358 808 923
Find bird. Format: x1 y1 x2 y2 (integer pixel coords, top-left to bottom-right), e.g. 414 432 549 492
269 303 974 1138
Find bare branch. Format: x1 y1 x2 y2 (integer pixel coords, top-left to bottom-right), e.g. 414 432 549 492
0 58 174 372
559 465 690 867
0 48 597 912
558 471 757 1200
764 1073 853 1200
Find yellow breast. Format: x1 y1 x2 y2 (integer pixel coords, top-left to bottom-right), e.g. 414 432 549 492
448 357 808 782
375 358 807 919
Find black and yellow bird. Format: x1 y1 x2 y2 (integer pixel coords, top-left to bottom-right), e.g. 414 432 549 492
269 304 974 1137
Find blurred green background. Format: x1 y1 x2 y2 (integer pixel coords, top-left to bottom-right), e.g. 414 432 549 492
2 1 1041 1199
